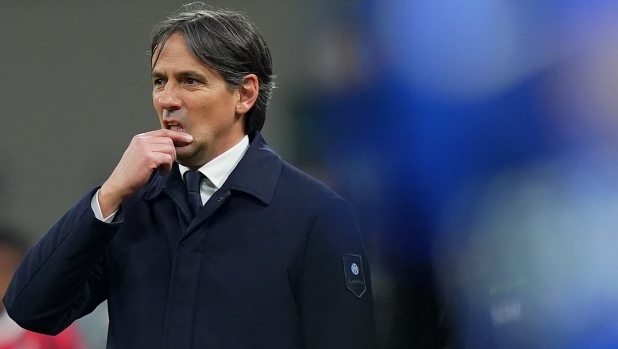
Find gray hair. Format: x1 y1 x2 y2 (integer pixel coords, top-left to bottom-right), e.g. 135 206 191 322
150 3 275 135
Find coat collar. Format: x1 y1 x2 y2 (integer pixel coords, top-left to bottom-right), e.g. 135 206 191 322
142 131 282 205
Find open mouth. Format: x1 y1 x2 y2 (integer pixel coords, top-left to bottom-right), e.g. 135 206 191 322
163 121 190 147
164 120 185 132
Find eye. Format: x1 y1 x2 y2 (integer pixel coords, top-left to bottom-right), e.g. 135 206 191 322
153 78 165 86
186 77 197 84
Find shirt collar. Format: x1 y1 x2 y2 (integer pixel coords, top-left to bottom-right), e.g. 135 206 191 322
178 135 249 189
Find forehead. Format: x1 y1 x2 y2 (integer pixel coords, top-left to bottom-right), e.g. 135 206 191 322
151 33 205 70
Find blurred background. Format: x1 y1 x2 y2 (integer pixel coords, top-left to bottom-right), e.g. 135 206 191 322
3 0 618 348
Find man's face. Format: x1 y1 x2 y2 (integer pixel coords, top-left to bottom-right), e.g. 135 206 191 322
152 33 245 169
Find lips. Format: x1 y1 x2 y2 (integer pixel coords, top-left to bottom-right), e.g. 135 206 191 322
163 120 190 147
164 120 185 132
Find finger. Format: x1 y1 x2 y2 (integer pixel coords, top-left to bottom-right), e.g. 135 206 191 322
151 153 174 174
133 135 185 155
148 138 176 152
149 142 177 156
143 129 193 145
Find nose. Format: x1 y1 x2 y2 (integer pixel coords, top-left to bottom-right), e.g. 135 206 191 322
155 84 182 112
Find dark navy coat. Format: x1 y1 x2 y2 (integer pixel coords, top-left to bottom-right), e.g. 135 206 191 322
3 132 377 349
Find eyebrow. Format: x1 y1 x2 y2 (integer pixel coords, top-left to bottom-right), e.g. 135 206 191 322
151 70 207 81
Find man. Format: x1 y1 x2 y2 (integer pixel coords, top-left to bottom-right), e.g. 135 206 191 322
0 226 87 349
3 4 377 349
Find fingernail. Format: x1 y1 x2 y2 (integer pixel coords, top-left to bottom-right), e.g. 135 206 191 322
185 134 193 141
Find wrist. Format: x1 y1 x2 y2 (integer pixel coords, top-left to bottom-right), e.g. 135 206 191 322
98 182 124 218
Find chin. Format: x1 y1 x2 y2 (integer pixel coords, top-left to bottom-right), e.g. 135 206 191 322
175 145 194 161
176 148 205 168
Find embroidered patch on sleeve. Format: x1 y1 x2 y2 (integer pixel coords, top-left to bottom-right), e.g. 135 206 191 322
343 254 366 298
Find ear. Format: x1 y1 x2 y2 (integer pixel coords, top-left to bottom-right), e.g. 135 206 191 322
236 74 259 115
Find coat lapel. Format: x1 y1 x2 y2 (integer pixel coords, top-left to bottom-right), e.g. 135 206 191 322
142 131 283 240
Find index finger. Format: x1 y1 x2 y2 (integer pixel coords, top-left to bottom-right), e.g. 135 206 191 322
142 129 193 144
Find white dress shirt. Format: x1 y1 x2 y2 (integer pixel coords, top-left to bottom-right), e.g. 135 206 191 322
92 135 249 222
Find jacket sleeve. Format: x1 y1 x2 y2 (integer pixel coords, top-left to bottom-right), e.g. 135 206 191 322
2 188 121 335
298 196 378 349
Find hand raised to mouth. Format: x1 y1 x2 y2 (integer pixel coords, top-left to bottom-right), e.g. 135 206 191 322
98 129 193 217
162 119 188 143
